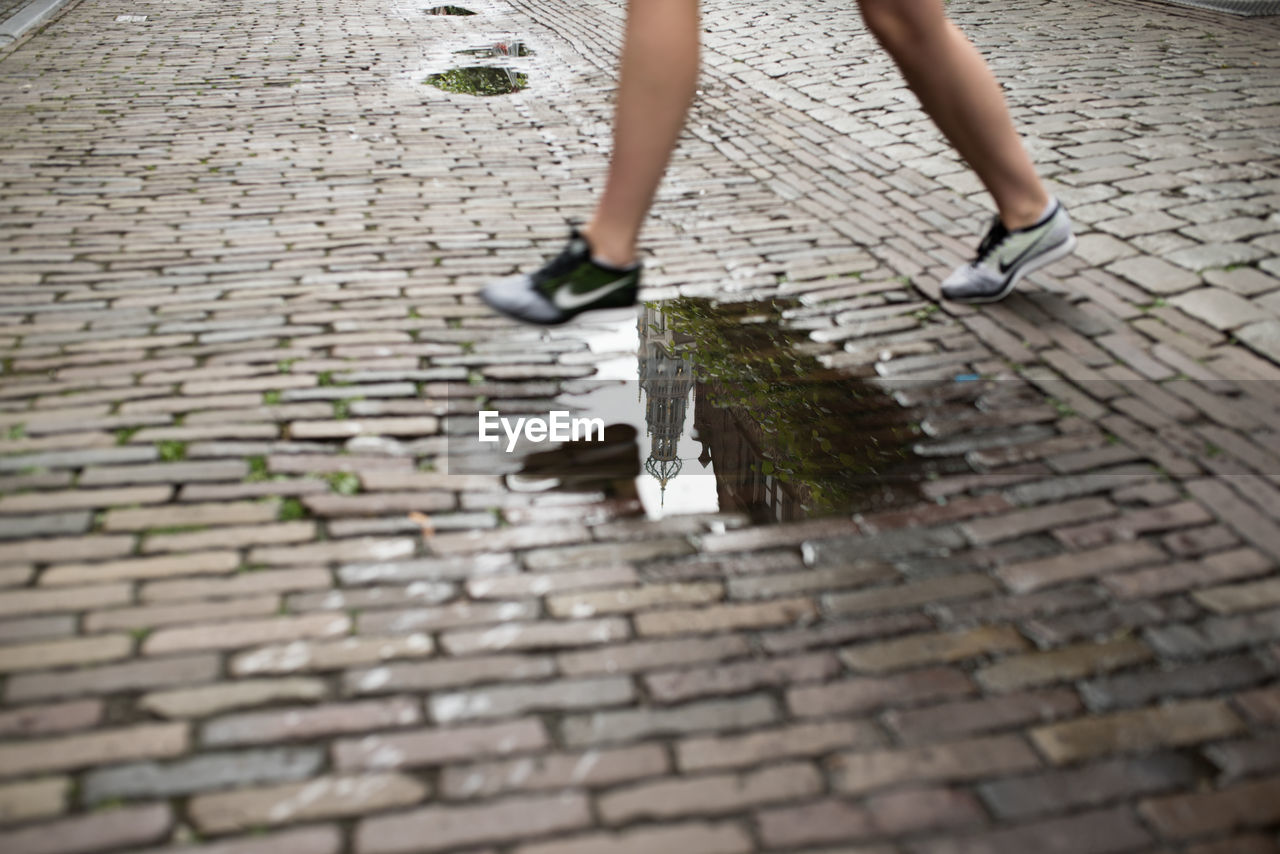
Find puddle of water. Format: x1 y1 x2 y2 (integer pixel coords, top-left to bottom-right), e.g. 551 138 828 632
455 41 533 57
428 6 476 14
426 66 529 96
452 299 961 524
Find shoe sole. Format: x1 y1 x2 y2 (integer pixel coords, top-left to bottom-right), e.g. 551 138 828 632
946 233 1078 305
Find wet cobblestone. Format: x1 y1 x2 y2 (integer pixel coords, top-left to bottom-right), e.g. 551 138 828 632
1 0 1280 851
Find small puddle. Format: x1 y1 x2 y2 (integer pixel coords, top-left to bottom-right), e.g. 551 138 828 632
428 6 476 14
451 298 969 524
455 41 534 58
426 66 529 96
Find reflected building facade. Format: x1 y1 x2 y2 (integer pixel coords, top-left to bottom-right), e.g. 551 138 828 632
637 304 810 522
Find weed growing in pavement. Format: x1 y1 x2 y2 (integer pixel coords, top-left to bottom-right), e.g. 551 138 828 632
324 472 361 495
278 498 308 521
157 441 187 462
114 426 141 445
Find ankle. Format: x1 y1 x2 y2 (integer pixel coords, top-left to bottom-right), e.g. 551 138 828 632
580 225 637 268
1000 195 1055 231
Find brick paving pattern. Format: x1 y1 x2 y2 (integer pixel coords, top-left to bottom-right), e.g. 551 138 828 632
1 0 1280 852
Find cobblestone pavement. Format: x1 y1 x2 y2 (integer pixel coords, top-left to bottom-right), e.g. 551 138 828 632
2 0 1280 852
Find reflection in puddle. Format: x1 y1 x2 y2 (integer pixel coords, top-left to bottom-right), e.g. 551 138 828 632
643 299 929 523
526 299 947 524
456 41 533 57
426 66 529 96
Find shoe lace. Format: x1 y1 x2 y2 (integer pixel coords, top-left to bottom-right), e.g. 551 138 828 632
973 217 1010 264
532 236 591 288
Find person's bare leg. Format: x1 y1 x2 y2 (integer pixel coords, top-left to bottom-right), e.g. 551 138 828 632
581 0 700 267
858 0 1048 229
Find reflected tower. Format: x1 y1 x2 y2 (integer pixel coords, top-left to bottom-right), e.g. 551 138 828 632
637 305 696 502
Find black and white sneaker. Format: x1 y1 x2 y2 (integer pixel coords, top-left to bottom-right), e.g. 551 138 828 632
481 230 641 325
941 201 1075 304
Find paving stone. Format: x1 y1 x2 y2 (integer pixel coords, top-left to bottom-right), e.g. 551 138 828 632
644 652 840 703
0 700 102 738
599 763 822 824
866 786 987 835
1139 775 1280 839
1204 736 1280 783
142 521 317 554
5 654 221 702
0 802 172 854
677 720 884 772
841 625 1028 674
1030 699 1246 764
202 697 422 747
634 597 816 636
1106 256 1201 294
142 568 333 602
0 485 172 515
232 635 434 675
906 806 1153 854
333 719 549 771
81 748 325 804
0 723 188 779
830 735 1042 795
0 583 133 619
725 565 897 604
103 501 278 531
882 688 1082 745
441 618 630 655
1171 287 1265 332
144 612 350 655
429 676 634 722
131 825 344 854
1104 547 1274 599
0 776 69 824
467 565 638 599
789 667 974 718
78 460 249 486
561 695 779 747
824 573 998 615
996 540 1166 593
344 654 553 695
441 744 669 799
85 595 281 633
1237 319 1280 364
0 634 132 673
139 678 330 718
755 798 874 849
41 551 241 586
975 638 1154 693
513 821 753 854
978 754 1198 819
1194 576 1280 614
0 512 92 539
355 792 590 853
557 636 751 677
191 774 428 834
523 538 696 572
1234 686 1280 725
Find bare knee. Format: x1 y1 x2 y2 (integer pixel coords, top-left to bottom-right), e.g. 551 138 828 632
857 0 946 57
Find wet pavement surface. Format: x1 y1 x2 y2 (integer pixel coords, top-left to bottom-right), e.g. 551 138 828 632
2 0 1280 852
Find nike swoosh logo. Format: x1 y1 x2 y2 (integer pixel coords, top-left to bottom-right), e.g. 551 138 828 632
552 277 633 311
998 238 1045 274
